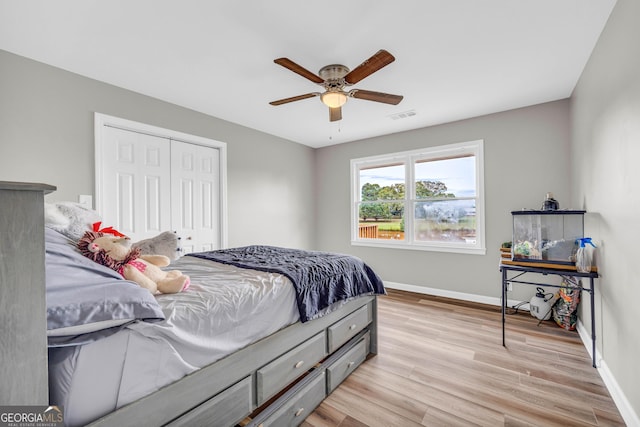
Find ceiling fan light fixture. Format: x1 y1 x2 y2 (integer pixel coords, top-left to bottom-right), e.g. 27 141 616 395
270 50 402 121
321 91 347 108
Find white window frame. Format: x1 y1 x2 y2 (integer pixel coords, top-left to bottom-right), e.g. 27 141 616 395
350 140 486 255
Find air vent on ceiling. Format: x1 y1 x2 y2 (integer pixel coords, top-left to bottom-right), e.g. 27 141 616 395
388 110 416 120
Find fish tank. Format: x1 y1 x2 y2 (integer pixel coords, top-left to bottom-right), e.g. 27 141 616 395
511 210 585 265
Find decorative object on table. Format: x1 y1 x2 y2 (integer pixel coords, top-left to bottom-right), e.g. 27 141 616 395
552 276 581 330
500 242 512 259
511 210 585 265
575 237 596 273
541 192 559 211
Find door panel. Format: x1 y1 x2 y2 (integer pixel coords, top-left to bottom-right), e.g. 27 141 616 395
116 173 134 231
100 126 171 240
171 141 220 253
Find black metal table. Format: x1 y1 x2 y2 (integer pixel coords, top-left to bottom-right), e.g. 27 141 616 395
500 262 599 368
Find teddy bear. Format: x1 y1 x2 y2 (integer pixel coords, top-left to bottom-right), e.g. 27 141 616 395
132 231 183 261
78 230 190 294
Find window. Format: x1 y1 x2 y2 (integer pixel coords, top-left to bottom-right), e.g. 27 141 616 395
351 140 485 254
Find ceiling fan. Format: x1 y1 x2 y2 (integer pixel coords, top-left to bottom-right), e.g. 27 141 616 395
269 49 403 122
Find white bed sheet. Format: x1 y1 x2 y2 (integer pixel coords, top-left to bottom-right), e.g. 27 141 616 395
49 256 300 426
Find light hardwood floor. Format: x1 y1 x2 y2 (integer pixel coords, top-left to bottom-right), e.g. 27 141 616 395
303 289 625 427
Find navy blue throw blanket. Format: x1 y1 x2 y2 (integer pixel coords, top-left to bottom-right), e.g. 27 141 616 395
188 245 385 322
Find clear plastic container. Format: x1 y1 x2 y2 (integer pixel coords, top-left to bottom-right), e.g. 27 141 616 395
511 210 585 265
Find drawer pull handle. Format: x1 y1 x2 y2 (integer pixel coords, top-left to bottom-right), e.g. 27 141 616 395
295 408 305 417
349 324 357 330
348 361 355 368
294 360 305 369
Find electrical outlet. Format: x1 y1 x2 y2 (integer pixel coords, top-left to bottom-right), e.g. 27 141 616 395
78 194 93 209
507 282 513 291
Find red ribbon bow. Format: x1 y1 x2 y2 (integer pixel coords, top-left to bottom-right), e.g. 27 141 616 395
92 222 126 237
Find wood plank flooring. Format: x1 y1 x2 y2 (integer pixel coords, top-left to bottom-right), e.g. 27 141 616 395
302 289 625 427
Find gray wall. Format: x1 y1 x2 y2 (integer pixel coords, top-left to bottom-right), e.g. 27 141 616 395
315 100 572 300
0 50 316 250
3 8 638 418
571 0 640 419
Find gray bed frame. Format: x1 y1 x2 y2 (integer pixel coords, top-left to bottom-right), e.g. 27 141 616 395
0 181 378 427
89 295 378 427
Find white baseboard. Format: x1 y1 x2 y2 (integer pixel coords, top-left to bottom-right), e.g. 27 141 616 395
384 281 526 311
384 281 639 427
577 321 640 427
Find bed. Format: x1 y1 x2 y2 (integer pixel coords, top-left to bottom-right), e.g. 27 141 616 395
44 227 385 426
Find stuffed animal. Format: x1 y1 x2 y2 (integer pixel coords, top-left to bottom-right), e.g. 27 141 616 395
89 221 182 262
132 231 182 261
78 230 190 294
45 199 183 262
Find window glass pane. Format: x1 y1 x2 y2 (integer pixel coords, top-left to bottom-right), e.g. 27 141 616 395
358 202 405 241
358 163 405 241
415 156 475 199
359 164 405 201
414 199 476 244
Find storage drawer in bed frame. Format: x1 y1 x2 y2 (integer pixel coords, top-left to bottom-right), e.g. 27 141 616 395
327 304 370 353
326 334 368 393
87 296 377 427
246 331 370 427
254 371 326 427
256 331 327 406
165 376 252 427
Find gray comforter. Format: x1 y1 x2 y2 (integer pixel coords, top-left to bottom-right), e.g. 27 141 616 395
188 245 385 322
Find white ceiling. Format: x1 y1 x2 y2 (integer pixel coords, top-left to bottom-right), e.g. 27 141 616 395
0 0 616 148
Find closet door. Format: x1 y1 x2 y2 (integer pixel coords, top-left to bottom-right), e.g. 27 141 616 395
171 140 221 253
100 126 172 240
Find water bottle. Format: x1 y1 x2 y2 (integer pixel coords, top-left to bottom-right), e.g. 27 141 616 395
576 237 596 273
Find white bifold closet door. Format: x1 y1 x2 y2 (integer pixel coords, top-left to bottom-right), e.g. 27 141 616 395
99 125 221 253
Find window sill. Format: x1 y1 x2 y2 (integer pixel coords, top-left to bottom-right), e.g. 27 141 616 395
351 239 487 255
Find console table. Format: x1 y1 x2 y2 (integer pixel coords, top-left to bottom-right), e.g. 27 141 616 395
499 260 599 368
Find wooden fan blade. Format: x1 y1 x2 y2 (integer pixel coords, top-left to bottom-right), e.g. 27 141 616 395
269 93 319 106
274 58 324 84
344 50 395 85
350 89 403 105
329 106 342 122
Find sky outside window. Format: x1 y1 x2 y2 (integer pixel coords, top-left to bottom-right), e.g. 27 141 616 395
415 156 475 198
360 157 475 198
